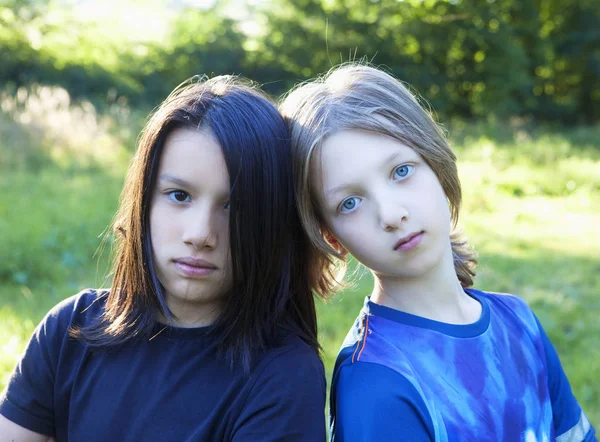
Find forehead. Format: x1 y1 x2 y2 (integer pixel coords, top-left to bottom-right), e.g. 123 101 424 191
313 129 418 189
158 127 229 188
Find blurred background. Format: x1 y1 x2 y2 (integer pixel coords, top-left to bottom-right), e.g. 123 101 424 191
1 0 598 427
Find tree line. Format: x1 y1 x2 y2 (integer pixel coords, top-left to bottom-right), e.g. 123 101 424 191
1 0 599 123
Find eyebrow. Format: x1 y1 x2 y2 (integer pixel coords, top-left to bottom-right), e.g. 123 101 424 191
157 174 191 188
324 151 410 200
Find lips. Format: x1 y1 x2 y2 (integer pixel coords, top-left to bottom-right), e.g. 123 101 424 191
173 257 217 278
175 257 217 268
394 231 424 252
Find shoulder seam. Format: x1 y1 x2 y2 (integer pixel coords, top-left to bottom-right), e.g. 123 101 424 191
351 314 369 363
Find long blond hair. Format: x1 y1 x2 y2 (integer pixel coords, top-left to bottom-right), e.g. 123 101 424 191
280 63 477 294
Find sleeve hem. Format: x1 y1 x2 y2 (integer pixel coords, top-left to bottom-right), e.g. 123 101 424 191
0 396 55 437
556 410 596 442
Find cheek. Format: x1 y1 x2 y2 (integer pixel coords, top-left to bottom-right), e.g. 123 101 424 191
149 204 176 247
427 180 453 224
329 218 368 255
426 199 451 238
438 196 452 224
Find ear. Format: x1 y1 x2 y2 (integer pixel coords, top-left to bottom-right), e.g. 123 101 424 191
324 230 348 257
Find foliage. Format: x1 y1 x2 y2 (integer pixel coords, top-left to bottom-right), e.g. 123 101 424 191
134 8 247 105
1 0 599 121
256 0 600 121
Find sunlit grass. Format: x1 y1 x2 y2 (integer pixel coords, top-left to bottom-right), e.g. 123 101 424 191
0 88 125 390
0 283 53 388
1 85 134 172
1 96 599 427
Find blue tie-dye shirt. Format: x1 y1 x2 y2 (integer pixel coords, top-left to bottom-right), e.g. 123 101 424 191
330 289 596 442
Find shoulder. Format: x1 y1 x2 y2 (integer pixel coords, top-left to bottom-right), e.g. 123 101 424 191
331 361 434 441
335 360 426 404
243 334 326 413
469 287 530 311
255 334 325 383
0 288 108 436
333 308 370 369
33 288 108 345
468 288 540 335
45 288 108 326
30 288 108 345
233 335 327 440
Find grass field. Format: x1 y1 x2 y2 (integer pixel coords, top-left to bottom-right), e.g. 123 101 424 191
1 89 599 427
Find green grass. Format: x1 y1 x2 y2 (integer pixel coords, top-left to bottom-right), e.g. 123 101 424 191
1 99 599 427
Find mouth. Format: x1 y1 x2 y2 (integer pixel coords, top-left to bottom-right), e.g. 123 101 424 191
394 231 424 252
173 257 217 278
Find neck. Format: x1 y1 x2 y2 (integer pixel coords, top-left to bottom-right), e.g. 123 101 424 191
159 299 221 328
371 251 480 325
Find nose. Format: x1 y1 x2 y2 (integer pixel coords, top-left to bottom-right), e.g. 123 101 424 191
182 206 218 250
376 190 409 232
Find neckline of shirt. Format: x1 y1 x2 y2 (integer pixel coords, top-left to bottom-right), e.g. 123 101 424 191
364 288 491 338
150 322 215 340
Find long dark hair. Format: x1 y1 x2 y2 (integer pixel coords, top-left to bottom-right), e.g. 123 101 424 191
73 76 322 370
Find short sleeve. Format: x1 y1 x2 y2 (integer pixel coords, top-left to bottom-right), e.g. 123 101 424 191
331 361 434 442
534 316 596 441
0 305 66 437
232 344 327 442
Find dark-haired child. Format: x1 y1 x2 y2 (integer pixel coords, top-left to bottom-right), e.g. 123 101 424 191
0 76 326 441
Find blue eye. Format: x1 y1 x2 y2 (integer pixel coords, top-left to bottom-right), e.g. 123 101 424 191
224 201 230 210
168 190 190 203
393 164 414 180
340 197 361 213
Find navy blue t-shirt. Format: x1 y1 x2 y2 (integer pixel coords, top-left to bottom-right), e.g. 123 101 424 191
330 289 596 441
0 289 327 441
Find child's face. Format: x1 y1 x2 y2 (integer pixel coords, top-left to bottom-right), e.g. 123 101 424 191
150 127 232 325
313 129 453 281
